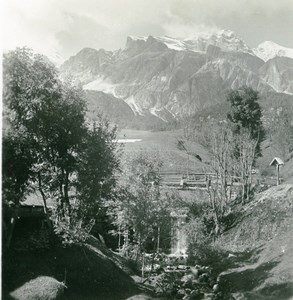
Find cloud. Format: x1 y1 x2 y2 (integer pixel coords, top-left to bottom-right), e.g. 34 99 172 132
2 0 293 60
162 22 221 40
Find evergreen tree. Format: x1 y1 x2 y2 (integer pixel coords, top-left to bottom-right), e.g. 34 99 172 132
226 86 265 157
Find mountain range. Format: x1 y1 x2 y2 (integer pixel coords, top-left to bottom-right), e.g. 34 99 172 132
59 30 293 127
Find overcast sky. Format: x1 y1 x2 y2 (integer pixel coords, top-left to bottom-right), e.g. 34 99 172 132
3 0 293 60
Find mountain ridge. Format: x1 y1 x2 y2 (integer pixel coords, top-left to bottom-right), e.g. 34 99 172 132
59 30 293 127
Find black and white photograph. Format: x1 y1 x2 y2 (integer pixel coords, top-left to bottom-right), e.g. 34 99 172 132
2 0 293 299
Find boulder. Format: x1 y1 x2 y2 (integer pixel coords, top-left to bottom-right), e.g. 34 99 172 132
10 276 66 300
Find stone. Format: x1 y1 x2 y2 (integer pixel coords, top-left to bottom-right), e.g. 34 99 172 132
190 267 199 279
189 289 205 300
126 294 155 300
181 274 194 283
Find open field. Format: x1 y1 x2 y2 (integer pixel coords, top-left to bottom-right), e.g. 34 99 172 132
118 129 293 183
117 129 210 173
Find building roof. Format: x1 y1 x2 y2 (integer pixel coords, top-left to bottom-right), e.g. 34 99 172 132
22 191 55 207
269 157 284 166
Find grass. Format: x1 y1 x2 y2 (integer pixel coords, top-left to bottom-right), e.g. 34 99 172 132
257 139 293 182
117 129 210 173
215 184 293 299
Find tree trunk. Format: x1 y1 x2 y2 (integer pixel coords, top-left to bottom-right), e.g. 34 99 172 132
157 226 160 252
118 225 121 252
38 172 53 232
142 251 145 278
5 206 19 249
151 232 157 273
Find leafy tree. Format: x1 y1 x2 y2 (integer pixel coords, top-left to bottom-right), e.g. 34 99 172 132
67 119 121 240
107 154 171 263
226 86 265 157
3 47 65 246
3 47 120 246
265 101 293 160
2 132 35 247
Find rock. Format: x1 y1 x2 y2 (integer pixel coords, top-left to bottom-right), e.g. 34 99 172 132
191 279 200 287
203 293 214 300
189 289 205 300
213 284 219 292
182 280 193 289
177 264 188 270
9 276 66 300
181 274 194 283
198 273 209 283
228 253 236 258
190 267 199 279
126 294 154 300
176 288 187 299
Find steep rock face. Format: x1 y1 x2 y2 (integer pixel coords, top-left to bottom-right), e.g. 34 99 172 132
60 48 114 83
259 57 293 94
60 31 293 125
184 29 253 54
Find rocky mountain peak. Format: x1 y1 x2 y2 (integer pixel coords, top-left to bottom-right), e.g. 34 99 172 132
253 41 293 62
125 29 252 55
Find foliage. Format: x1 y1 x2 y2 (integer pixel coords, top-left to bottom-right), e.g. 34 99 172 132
107 154 171 258
191 88 263 237
2 132 34 206
226 86 265 157
3 47 120 245
74 120 121 229
265 100 293 160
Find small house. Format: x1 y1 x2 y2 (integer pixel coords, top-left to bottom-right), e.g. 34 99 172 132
269 157 284 185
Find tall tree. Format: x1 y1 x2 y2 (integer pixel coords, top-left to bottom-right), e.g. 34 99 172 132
226 86 265 157
266 100 293 160
3 48 120 245
107 154 170 260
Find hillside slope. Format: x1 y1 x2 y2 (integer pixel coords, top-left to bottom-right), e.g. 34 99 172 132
216 184 293 299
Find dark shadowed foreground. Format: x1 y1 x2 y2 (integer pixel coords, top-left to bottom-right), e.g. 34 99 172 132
3 237 141 300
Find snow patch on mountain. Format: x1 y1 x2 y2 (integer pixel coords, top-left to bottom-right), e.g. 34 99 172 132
127 29 252 54
254 41 293 61
149 107 168 122
124 96 144 116
184 29 252 54
155 36 188 51
128 36 148 42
